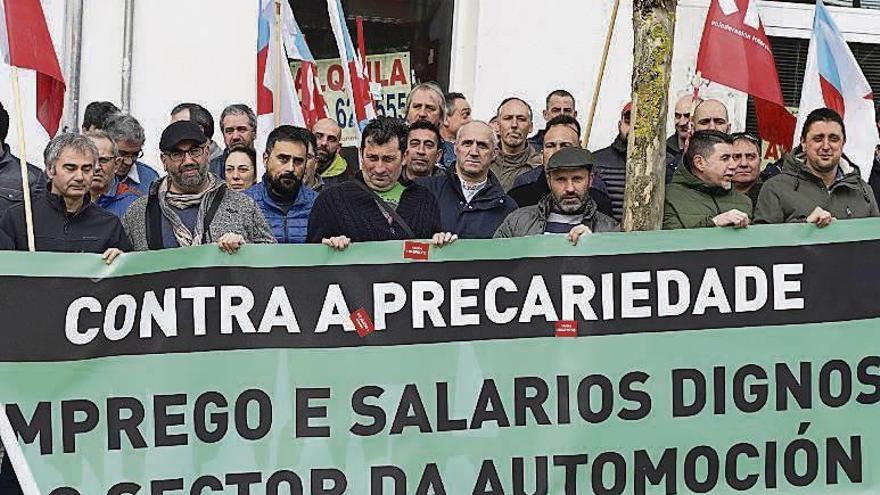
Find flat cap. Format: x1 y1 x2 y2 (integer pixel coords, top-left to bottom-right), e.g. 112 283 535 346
545 147 595 172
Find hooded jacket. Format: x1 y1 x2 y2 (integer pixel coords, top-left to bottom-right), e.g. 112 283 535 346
494 193 619 238
663 164 753 230
419 171 517 239
0 144 47 218
754 152 879 224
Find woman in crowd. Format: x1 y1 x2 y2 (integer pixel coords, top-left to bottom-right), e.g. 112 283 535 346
224 147 257 191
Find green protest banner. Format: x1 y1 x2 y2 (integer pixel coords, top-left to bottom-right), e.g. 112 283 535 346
0 220 879 494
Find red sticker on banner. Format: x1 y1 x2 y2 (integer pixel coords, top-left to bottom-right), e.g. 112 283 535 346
350 307 375 337
403 241 430 261
555 320 578 338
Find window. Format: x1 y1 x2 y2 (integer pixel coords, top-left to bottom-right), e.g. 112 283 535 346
288 0 454 145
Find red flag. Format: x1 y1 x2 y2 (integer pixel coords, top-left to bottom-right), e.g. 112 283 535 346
1 0 66 137
696 0 795 150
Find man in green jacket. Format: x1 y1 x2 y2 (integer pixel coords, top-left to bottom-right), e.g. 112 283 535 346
754 108 879 227
663 130 752 229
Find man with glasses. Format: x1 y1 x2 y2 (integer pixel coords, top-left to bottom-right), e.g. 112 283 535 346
104 113 159 196
244 125 317 244
85 130 139 218
507 115 613 215
123 121 275 252
731 132 764 207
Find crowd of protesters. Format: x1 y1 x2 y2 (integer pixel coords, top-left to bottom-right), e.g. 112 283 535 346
0 82 878 264
2 82 880 492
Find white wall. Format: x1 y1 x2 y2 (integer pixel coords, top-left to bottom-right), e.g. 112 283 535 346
7 0 880 171
457 0 636 150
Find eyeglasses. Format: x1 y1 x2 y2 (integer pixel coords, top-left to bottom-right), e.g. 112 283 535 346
163 146 207 163
118 149 144 163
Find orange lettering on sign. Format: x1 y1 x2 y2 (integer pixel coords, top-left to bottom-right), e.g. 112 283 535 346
327 64 344 91
389 58 407 86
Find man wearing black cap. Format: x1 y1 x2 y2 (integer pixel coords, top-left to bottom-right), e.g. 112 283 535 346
0 101 48 218
494 147 619 242
122 121 275 252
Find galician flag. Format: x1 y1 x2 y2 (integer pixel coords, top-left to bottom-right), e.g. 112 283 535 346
0 0 66 137
795 0 877 177
326 0 375 140
285 10 328 129
257 0 306 130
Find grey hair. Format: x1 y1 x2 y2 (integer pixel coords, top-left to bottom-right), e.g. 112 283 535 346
43 132 99 170
104 113 146 143
456 120 497 149
84 129 119 156
405 82 446 122
220 104 257 132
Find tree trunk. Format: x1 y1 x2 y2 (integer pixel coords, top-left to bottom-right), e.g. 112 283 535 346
623 0 677 231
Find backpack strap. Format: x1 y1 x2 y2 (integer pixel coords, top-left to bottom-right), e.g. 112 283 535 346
201 185 227 243
145 188 163 251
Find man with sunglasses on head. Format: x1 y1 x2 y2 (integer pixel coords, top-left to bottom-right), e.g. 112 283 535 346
730 132 764 207
85 130 139 218
123 121 275 253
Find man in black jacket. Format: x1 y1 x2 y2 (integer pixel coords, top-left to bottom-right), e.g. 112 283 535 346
307 117 456 250
420 121 517 238
0 133 131 260
0 101 47 218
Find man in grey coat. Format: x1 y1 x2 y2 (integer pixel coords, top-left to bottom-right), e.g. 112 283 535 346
494 147 619 243
123 121 275 252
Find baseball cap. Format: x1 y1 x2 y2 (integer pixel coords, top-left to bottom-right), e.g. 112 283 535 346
159 120 206 151
545 147 595 173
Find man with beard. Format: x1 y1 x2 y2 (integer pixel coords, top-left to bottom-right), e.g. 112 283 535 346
754 108 878 226
663 130 752 230
244 126 317 244
507 115 613 216
208 104 257 179
307 117 455 250
490 97 543 191
171 102 223 162
420 121 517 238
85 130 139 218
312 118 350 187
494 147 619 242
123 121 275 251
402 120 444 181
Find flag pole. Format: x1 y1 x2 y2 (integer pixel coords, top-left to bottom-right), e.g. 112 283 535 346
583 0 621 149
273 0 283 128
10 68 36 252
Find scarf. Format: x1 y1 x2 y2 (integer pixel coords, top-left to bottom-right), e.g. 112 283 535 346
157 173 224 247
